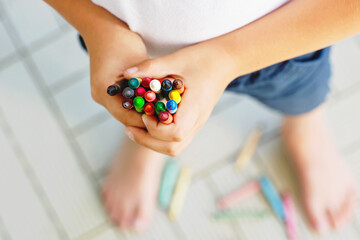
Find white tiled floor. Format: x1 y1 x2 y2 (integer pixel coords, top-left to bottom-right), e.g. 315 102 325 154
1 1 360 240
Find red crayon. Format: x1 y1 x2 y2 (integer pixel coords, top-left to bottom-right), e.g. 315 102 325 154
142 77 152 88
144 90 156 102
144 103 155 116
135 87 146 97
158 111 173 124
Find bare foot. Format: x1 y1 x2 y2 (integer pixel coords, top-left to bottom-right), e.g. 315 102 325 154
282 106 358 234
103 137 166 232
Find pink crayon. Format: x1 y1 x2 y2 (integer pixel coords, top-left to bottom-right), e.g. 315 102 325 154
217 181 261 210
282 192 298 240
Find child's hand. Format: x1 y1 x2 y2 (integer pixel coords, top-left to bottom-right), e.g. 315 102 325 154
123 43 235 156
85 29 149 128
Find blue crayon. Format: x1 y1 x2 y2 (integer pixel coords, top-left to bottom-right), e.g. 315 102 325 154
259 175 285 222
166 100 177 114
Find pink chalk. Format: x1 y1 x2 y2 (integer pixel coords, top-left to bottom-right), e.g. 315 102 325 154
282 192 298 240
217 181 261 210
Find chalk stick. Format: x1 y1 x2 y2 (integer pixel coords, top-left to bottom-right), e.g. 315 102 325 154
259 175 285 222
235 126 263 171
168 166 192 221
217 181 261 210
212 210 270 221
158 160 180 209
282 192 298 240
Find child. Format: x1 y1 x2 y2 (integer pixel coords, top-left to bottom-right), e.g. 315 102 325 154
45 0 359 233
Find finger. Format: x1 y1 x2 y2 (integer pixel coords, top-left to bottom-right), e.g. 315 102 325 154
304 201 329 234
105 94 146 128
123 57 177 79
333 190 358 229
142 114 179 141
125 126 181 156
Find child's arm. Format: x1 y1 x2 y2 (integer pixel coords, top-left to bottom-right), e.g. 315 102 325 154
122 0 360 156
45 0 148 128
203 0 360 80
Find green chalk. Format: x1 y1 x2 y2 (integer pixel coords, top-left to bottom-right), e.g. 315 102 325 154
158 159 180 209
211 210 270 221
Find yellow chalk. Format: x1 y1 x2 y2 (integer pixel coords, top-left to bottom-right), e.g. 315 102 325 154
168 166 192 221
235 126 263 171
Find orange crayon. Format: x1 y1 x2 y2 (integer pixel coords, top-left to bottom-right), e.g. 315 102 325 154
144 103 155 116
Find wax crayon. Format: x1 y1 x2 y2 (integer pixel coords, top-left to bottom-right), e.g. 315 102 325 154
173 79 184 94
107 79 128 96
158 159 180 209
212 210 270 221
217 181 261 210
168 166 192 221
158 111 173 124
144 103 155 116
156 92 165 101
135 106 144 113
150 79 161 93
144 90 156 103
122 99 133 110
259 175 285 222
135 87 146 97
142 77 152 88
161 79 173 92
128 78 140 89
235 126 263 171
282 192 298 240
166 100 177 114
136 77 142 83
133 96 145 108
155 102 166 115
122 87 135 99
168 90 181 104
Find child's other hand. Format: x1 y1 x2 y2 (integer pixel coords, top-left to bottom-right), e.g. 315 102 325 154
123 43 235 156
85 29 149 128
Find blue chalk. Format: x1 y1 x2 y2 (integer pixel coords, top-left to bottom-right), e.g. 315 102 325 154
158 159 180 209
259 175 285 222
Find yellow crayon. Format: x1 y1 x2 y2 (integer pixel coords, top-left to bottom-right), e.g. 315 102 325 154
168 90 181 104
168 166 192 221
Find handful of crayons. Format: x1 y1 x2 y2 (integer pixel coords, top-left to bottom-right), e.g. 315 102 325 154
107 77 185 124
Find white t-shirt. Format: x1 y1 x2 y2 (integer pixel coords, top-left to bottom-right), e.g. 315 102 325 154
91 0 289 57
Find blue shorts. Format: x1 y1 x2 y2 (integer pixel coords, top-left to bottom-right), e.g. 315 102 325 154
226 47 331 115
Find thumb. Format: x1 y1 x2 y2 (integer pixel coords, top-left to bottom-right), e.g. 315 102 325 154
124 57 175 79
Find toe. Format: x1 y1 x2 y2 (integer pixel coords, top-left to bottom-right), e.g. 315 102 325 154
304 201 329 234
332 191 358 229
132 205 152 232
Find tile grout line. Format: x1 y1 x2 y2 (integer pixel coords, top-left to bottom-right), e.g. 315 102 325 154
0 107 69 240
0 5 120 240
0 216 12 240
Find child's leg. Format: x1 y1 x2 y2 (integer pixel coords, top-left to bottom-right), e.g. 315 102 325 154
103 137 166 231
282 105 357 233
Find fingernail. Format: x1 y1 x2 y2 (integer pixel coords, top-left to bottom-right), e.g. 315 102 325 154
142 114 148 127
125 129 134 141
126 67 138 74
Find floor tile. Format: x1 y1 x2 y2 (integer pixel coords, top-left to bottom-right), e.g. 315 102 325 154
326 90 360 151
0 128 60 240
330 38 360 93
1 0 59 47
177 181 237 240
125 210 178 240
31 30 89 86
0 22 15 60
54 75 105 129
0 62 106 239
178 96 281 174
76 117 126 176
